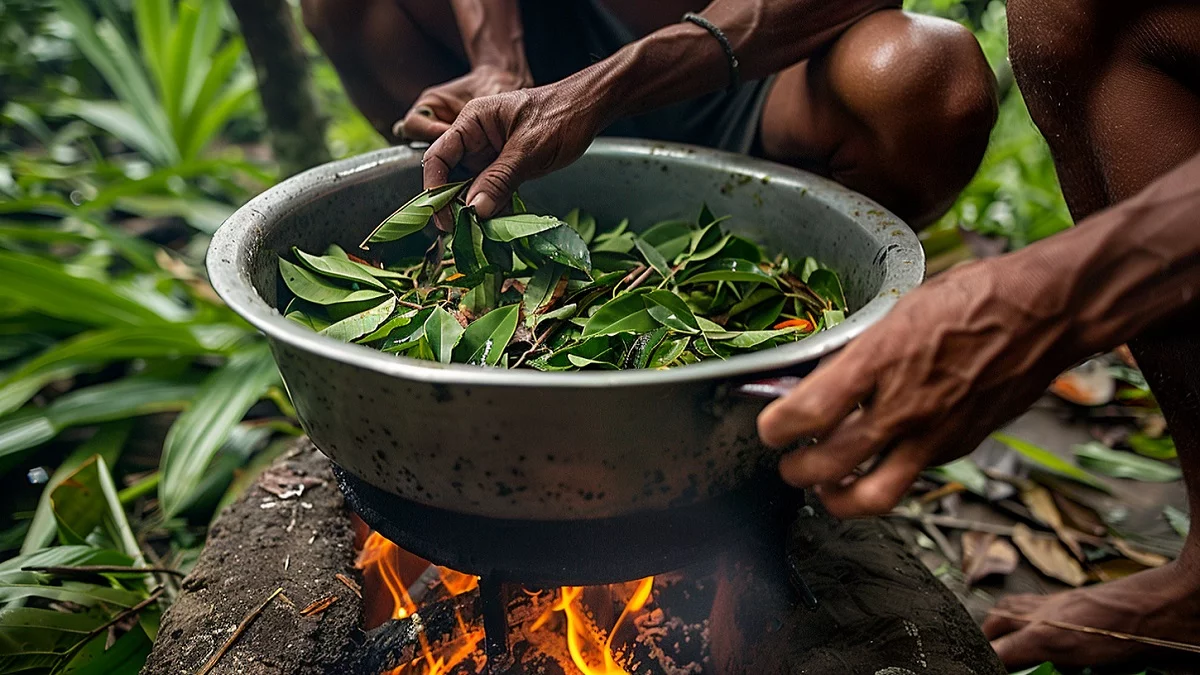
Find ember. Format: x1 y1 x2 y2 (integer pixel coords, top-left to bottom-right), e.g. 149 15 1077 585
356 529 668 674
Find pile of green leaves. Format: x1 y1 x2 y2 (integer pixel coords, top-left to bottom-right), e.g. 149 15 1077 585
281 184 848 371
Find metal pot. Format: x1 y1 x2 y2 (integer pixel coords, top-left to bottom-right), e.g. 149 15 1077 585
207 139 923 522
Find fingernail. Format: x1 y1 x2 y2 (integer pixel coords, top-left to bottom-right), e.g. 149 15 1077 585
469 193 495 217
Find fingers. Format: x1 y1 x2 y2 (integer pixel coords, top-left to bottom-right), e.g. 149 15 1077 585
399 113 452 142
757 349 874 449
464 144 527 218
423 125 465 189
981 595 1044 640
811 435 927 517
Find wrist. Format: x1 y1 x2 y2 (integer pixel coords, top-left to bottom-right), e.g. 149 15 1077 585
472 62 533 88
567 23 729 124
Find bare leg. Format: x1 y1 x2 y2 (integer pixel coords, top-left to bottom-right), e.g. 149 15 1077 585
759 11 997 227
300 0 467 140
983 0 1200 668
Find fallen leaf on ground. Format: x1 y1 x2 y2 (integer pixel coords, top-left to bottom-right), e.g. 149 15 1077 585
1020 485 1084 560
1164 505 1191 538
1052 492 1108 537
1073 442 1182 483
1092 558 1150 583
1112 538 1171 568
1012 523 1088 587
961 531 1019 586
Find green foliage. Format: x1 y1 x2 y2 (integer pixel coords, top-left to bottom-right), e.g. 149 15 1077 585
56 0 257 166
286 197 846 371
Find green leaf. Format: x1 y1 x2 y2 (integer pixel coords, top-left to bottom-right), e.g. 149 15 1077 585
799 257 821 282
362 182 468 246
744 296 787 330
564 208 596 244
452 304 520 367
159 343 280 517
451 205 489 275
680 259 779 288
424 307 465 364
0 251 171 327
925 458 989 497
1164 505 1190 538
293 248 387 290
583 294 651 338
23 422 132 554
528 225 592 273
279 258 389 305
511 193 528 214
358 309 418 343
50 455 144 562
822 309 846 328
643 290 700 333
532 303 577 329
567 354 618 369
0 582 144 608
623 327 670 369
992 433 1112 493
1009 664 1062 675
0 378 197 474
633 236 671 278
481 213 563 242
0 325 231 417
462 273 500 315
1128 433 1177 460
807 269 847 310
523 263 565 320
640 220 693 261
380 308 433 352
1072 442 1182 483
648 337 689 368
63 622 151 675
707 328 797 349
320 297 397 342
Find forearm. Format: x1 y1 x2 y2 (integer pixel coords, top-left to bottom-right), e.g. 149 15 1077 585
568 0 898 123
1009 151 1200 357
449 0 530 79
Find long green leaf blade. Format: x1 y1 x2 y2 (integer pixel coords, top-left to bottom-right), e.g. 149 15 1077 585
159 344 280 517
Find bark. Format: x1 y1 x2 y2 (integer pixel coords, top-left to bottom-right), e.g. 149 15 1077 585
140 440 361 675
228 0 332 176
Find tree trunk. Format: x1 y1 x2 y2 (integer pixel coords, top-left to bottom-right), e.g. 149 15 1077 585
228 0 332 176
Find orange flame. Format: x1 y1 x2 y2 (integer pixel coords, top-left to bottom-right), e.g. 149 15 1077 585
356 530 655 675
356 532 483 675
535 577 655 675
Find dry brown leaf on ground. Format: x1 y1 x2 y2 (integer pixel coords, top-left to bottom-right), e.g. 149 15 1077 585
1052 492 1108 537
961 531 1019 586
1092 558 1150 582
1012 523 1088 587
1112 538 1171 568
1020 485 1085 560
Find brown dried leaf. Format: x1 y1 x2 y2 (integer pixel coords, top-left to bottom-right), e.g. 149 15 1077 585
1052 492 1108 537
299 595 339 617
1020 485 1084 560
1012 523 1088 587
1112 538 1171 568
961 531 1019 586
1092 558 1150 583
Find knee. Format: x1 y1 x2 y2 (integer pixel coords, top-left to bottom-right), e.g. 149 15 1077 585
829 12 999 222
1007 0 1098 102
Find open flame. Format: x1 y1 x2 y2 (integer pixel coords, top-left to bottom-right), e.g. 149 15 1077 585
356 529 655 674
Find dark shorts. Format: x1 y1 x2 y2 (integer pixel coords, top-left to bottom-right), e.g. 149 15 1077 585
519 0 774 155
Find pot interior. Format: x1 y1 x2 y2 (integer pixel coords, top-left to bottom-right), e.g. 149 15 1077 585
243 143 909 322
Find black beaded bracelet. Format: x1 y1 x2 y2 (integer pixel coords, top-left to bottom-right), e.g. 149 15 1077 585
682 12 740 92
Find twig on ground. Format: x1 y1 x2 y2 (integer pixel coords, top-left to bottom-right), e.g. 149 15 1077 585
988 609 1200 655
23 565 185 577
196 587 284 675
66 587 165 659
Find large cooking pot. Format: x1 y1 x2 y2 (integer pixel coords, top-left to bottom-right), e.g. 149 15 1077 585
207 139 923 523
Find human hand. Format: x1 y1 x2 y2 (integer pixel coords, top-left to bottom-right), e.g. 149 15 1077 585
394 65 533 142
421 78 610 218
757 254 1082 518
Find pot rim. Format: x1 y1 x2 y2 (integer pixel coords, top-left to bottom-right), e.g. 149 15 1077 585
206 139 924 388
